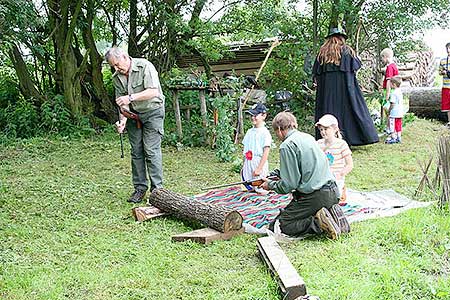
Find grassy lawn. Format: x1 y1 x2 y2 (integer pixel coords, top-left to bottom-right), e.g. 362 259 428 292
1 118 450 300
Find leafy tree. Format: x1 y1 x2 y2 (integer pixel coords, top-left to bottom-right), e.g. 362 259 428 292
1 0 450 139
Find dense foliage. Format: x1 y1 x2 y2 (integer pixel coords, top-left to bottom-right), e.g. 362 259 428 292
0 0 449 145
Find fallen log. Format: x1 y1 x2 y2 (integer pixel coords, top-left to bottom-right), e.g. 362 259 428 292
148 188 243 233
403 87 446 121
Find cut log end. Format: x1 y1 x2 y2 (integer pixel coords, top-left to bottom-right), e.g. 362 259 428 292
224 211 244 232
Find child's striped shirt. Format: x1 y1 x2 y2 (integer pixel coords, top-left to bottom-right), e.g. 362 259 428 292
440 56 450 88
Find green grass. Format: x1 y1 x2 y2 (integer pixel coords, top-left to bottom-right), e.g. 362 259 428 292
1 118 450 300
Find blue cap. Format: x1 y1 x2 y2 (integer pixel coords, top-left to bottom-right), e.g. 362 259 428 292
247 103 267 116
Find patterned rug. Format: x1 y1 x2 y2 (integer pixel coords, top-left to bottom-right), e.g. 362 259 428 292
194 187 433 230
195 186 292 229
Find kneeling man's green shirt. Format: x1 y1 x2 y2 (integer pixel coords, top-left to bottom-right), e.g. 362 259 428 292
268 130 334 194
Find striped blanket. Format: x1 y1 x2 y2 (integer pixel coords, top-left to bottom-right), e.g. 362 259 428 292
194 187 432 229
195 186 292 229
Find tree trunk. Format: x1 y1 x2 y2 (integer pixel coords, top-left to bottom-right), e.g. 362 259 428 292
8 43 45 105
81 0 116 122
128 0 139 57
48 0 84 116
149 188 243 233
404 87 445 121
312 0 318 51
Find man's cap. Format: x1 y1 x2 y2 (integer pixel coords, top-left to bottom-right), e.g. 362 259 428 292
326 27 347 39
247 103 267 116
315 114 339 127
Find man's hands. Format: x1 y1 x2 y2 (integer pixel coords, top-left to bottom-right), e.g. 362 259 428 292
116 95 131 106
115 119 126 134
260 177 270 191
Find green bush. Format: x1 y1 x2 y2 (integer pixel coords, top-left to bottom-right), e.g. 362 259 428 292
0 67 19 109
211 94 237 162
1 97 39 138
162 87 211 147
0 94 96 139
40 94 75 135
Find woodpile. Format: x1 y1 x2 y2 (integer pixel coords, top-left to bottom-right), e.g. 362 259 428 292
359 51 437 92
398 51 436 87
148 188 243 233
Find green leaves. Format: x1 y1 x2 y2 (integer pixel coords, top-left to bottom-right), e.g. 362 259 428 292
211 94 237 162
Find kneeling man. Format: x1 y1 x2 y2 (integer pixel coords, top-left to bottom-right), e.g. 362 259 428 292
261 112 349 239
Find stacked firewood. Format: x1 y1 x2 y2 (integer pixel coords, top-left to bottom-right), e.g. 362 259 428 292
400 51 436 87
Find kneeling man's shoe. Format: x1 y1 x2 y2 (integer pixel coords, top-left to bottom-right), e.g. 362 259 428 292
315 207 341 240
127 189 146 203
329 204 351 234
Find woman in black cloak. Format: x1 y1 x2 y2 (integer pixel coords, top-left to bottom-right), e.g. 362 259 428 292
313 28 379 146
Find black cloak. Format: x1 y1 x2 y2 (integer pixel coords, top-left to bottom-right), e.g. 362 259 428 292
313 49 379 146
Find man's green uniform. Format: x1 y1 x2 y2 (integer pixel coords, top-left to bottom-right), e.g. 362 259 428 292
112 58 165 192
267 130 339 236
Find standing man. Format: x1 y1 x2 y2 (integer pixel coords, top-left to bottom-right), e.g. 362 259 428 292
439 42 450 128
105 47 165 203
261 112 350 239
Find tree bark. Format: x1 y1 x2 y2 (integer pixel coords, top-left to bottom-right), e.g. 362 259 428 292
48 0 84 116
8 43 45 105
128 0 139 57
149 188 243 233
81 0 116 122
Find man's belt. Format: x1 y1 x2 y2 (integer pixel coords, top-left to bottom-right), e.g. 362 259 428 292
292 181 337 199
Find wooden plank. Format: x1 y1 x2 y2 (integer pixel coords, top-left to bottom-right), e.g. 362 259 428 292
132 205 167 222
257 236 306 300
172 227 244 245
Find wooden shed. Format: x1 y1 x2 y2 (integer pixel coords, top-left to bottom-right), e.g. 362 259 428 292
175 39 276 77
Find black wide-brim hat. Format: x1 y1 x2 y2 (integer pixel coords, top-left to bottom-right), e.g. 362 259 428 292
326 27 347 39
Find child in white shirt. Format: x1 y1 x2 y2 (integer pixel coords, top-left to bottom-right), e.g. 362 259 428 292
385 76 404 144
242 103 272 195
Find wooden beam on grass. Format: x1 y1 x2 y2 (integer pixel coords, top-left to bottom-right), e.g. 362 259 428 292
132 205 167 222
172 227 244 245
257 236 306 300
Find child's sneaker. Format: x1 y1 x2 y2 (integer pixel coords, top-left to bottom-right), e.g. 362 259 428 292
385 137 398 144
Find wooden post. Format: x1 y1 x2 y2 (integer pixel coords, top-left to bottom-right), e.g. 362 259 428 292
149 188 243 233
172 90 182 138
199 89 208 128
